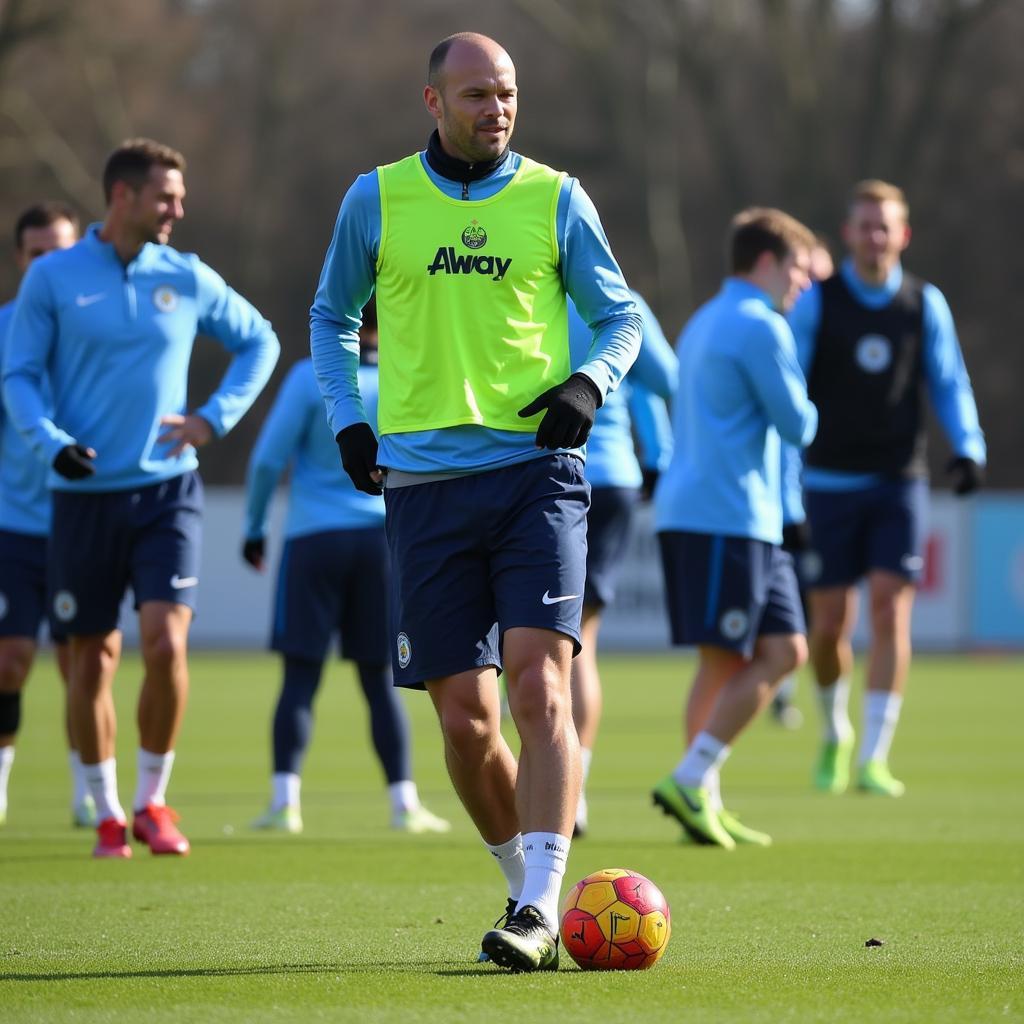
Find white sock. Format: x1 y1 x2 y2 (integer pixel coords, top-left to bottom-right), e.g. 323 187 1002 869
0 745 14 808
388 779 419 815
576 747 593 827
69 751 90 806
673 731 731 791
271 771 301 811
776 674 797 701
485 833 525 903
518 832 570 933
84 758 125 822
859 691 903 765
133 749 175 812
817 677 854 743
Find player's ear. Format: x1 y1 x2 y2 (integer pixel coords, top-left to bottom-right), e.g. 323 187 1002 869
424 84 443 119
900 224 912 251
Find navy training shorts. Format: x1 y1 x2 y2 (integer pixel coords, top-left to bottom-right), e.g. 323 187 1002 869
584 486 638 609
0 529 66 643
658 530 805 658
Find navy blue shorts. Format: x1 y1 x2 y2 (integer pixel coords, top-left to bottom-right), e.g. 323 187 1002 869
272 527 389 664
384 454 590 689
584 486 638 609
0 529 65 643
49 471 203 635
658 531 805 658
803 478 928 588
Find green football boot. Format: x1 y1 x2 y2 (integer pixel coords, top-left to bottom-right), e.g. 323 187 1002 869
72 794 98 828
857 760 906 797
390 805 451 834
651 775 735 850
250 805 303 833
481 904 559 972
717 807 772 847
814 733 855 794
478 897 517 963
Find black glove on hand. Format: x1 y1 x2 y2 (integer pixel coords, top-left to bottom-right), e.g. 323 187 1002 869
241 537 265 570
782 519 812 553
518 373 602 450
53 444 95 480
947 456 983 496
640 467 659 503
336 422 382 495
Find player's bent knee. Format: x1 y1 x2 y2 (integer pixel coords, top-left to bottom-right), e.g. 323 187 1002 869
141 630 188 672
508 671 571 734
0 639 34 692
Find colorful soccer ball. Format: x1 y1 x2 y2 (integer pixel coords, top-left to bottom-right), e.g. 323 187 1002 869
560 868 671 970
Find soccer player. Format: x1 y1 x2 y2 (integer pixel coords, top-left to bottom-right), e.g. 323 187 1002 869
0 202 93 827
790 180 985 797
242 312 449 836
2 138 280 858
651 208 818 850
311 33 640 971
569 292 677 837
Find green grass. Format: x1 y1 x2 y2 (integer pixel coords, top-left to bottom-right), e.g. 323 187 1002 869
1 652 1022 1022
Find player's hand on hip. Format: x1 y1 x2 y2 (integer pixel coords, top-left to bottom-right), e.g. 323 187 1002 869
946 456 983 496
241 537 265 571
518 372 602 450
336 422 383 495
158 414 214 457
53 444 97 480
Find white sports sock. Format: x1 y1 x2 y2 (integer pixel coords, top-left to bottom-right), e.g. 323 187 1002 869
776 673 797 701
859 691 903 765
271 771 301 811
388 780 419 815
84 758 125 823
673 731 731 791
133 749 175 812
518 832 570 934
0 745 14 809
69 751 90 806
817 677 854 743
485 833 525 903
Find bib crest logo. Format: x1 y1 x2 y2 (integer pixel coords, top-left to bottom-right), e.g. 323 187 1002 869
461 220 487 249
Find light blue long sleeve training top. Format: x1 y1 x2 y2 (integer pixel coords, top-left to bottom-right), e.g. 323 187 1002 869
2 224 280 492
570 292 677 489
0 300 50 534
245 358 384 541
310 147 642 474
655 278 818 544
788 259 985 491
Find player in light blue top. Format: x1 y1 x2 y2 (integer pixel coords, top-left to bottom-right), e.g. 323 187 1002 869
0 202 87 828
787 180 985 798
2 139 279 859
568 292 676 836
651 208 817 850
242 329 448 836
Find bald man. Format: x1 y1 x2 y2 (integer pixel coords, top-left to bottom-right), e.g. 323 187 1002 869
311 32 641 971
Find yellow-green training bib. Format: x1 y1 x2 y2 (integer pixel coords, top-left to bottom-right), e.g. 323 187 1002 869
375 153 568 435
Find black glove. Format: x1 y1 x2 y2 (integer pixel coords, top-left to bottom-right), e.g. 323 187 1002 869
639 467 659 503
782 520 812 554
53 444 95 480
336 422 382 495
947 456 983 497
517 373 602 450
241 537 265 570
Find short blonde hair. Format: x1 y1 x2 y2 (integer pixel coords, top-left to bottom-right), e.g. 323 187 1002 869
729 207 815 274
849 179 909 220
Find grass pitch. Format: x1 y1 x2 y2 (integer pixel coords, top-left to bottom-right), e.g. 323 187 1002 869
1 651 1022 1022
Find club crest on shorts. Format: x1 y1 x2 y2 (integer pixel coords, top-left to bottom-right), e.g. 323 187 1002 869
461 220 487 249
719 608 750 641
53 590 77 623
153 285 179 313
0 591 8 621
855 334 892 373
396 632 412 669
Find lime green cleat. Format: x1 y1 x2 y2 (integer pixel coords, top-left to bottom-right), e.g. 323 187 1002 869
652 776 735 850
391 805 451 834
0 805 6 827
814 733 855 794
250 805 303 833
857 760 906 797
72 795 98 828
717 807 772 847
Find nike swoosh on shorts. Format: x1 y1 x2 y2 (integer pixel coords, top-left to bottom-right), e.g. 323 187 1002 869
541 591 580 605
169 575 198 589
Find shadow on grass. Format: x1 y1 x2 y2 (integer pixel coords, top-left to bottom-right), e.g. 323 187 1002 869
1 961 459 982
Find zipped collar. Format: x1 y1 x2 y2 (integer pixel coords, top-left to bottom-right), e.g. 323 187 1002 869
424 129 510 185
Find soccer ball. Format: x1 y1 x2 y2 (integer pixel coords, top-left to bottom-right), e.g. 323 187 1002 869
559 868 671 970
